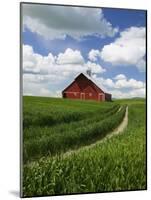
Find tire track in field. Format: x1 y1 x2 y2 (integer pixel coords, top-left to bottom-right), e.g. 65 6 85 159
63 106 128 157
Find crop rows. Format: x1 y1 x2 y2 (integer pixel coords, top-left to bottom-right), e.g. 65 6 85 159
24 104 120 140
23 97 114 129
23 103 146 197
23 103 123 163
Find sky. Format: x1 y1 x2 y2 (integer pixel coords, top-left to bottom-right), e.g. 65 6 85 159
22 3 146 99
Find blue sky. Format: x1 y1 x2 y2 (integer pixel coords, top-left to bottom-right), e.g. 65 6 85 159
22 4 146 98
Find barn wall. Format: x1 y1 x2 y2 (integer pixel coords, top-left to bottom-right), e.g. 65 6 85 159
98 93 105 101
63 92 80 99
63 91 105 102
75 75 90 91
105 93 112 101
62 74 111 102
64 81 81 92
83 85 98 101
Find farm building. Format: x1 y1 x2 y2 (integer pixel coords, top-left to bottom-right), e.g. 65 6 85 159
62 72 112 102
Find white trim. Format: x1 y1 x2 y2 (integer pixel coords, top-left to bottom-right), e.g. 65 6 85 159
80 93 85 100
64 91 79 94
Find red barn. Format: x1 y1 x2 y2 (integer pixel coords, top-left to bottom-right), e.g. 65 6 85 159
62 73 112 102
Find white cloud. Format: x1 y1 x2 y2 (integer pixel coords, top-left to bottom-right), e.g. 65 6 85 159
114 74 126 80
86 61 106 73
97 74 145 90
109 88 145 99
40 88 61 97
23 45 145 99
57 48 84 65
23 4 118 40
23 45 56 75
101 27 146 72
23 45 106 97
115 78 144 89
93 73 145 98
23 80 61 97
88 49 100 61
93 76 115 90
23 45 106 76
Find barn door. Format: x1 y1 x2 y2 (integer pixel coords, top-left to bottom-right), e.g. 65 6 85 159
98 93 105 101
80 93 85 100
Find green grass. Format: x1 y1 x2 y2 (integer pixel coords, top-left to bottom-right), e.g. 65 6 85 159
24 106 125 162
23 96 120 163
23 96 115 128
22 96 146 197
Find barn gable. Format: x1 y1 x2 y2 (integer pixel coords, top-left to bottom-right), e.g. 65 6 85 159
62 80 80 93
62 73 112 102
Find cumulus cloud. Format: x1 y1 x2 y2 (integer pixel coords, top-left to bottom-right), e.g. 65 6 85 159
23 77 61 97
100 27 146 72
115 78 144 89
22 4 118 40
88 49 100 61
114 74 126 80
110 88 144 100
86 61 106 73
23 45 105 75
23 45 56 75
57 48 84 65
96 73 145 90
92 73 145 98
108 88 145 99
23 45 106 97
23 45 145 99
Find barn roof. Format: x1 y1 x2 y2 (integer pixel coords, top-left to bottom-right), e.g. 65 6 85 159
62 72 109 94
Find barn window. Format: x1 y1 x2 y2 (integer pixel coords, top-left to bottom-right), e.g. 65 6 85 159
89 93 92 96
74 92 77 96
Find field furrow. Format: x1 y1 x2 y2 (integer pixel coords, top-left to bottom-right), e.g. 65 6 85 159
23 102 125 163
22 97 146 197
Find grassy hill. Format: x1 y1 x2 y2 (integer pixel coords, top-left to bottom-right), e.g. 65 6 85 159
22 96 146 197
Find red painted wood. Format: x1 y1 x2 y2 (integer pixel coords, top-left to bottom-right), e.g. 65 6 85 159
62 73 112 102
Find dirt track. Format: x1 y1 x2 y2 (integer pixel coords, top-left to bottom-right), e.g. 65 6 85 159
63 106 128 157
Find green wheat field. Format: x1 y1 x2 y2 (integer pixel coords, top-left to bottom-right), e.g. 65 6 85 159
22 96 146 197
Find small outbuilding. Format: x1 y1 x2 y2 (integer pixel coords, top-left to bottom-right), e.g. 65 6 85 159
62 73 112 102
